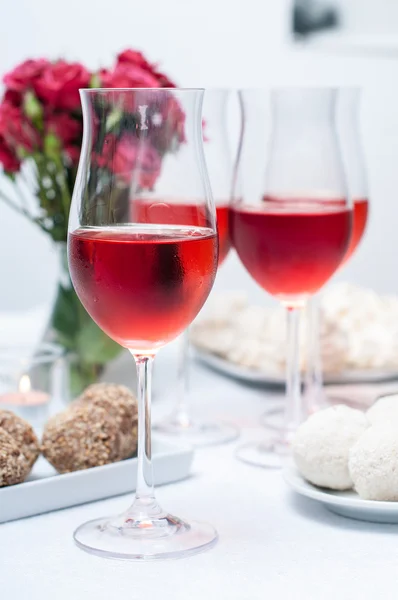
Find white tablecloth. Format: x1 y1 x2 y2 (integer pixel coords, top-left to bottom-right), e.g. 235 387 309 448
1 345 397 600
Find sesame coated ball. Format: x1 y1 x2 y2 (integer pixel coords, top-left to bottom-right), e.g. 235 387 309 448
0 428 30 487
0 410 40 469
72 383 138 459
42 405 122 473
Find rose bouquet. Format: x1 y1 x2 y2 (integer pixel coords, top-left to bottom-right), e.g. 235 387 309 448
0 50 178 393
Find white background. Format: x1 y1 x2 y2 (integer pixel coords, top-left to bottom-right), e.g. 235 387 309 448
1 0 398 315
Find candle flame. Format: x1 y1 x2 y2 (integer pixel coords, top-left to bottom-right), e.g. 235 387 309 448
19 375 31 394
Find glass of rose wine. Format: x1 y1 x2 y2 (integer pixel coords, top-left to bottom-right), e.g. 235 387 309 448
68 88 219 559
231 87 352 468
304 87 369 413
153 89 238 446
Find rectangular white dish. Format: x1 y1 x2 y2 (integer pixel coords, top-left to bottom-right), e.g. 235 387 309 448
0 437 193 523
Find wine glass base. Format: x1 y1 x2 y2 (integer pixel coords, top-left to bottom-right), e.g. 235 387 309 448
261 406 285 432
74 513 218 561
154 418 239 447
235 441 290 469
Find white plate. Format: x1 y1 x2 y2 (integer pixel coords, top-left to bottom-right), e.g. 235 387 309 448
283 464 398 524
0 437 193 523
194 347 398 387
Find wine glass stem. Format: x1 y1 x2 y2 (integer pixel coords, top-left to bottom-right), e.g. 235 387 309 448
129 352 160 517
283 307 304 441
304 295 328 412
173 329 192 427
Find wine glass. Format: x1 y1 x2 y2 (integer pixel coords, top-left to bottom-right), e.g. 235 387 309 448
231 87 352 468
68 88 219 559
154 89 238 446
304 87 369 413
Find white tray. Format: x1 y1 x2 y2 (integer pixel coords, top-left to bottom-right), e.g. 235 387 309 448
194 347 398 387
0 437 193 523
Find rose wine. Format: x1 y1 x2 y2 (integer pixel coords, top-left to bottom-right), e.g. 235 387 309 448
230 202 352 304
214 205 231 266
131 199 231 265
343 198 369 263
69 226 218 351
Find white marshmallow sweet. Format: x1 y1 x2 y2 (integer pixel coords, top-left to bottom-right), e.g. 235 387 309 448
191 284 398 376
349 425 398 501
367 394 398 425
293 405 369 490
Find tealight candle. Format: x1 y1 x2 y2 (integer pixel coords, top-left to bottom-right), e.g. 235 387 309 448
0 374 51 431
0 343 67 432
0 375 50 406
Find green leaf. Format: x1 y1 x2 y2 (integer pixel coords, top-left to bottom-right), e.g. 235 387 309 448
90 72 101 88
69 364 87 398
50 280 122 383
76 318 122 365
69 362 98 397
51 285 81 339
106 108 123 133
16 146 32 160
55 331 77 352
23 91 43 129
44 133 61 160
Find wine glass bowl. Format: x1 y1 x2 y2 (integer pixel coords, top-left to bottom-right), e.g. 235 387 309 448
69 225 217 352
68 88 219 559
230 197 352 307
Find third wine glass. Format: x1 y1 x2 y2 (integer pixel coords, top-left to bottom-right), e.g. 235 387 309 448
154 89 238 446
304 87 369 412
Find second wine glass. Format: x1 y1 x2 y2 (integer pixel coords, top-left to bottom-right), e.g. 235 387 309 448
232 87 353 468
154 89 238 446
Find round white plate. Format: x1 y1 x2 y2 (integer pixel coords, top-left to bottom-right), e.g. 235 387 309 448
283 464 398 524
194 347 398 387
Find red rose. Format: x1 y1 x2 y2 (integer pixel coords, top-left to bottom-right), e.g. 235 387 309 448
94 90 186 158
112 136 161 189
0 102 40 153
117 49 176 88
96 68 111 87
99 48 176 91
95 134 117 169
143 92 186 153
117 50 153 68
163 94 186 145
94 134 161 189
151 68 176 89
34 61 90 110
0 136 20 172
100 62 160 90
3 90 22 107
3 58 49 93
46 112 82 145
